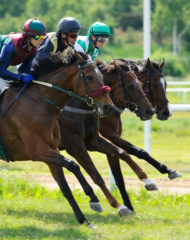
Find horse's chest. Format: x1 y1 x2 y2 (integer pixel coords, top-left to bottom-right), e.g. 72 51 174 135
84 114 98 138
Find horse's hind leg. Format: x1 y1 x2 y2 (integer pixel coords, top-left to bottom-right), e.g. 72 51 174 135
47 163 89 224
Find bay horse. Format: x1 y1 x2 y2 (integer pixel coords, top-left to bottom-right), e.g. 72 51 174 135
0 50 114 227
98 58 181 199
58 59 155 214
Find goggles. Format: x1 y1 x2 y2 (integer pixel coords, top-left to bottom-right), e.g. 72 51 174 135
68 32 79 39
33 35 45 41
96 36 109 43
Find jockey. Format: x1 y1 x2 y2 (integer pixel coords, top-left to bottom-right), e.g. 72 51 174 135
35 17 81 60
0 18 46 86
74 22 111 60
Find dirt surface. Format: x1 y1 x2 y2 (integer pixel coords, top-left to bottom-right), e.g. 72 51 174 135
26 174 190 195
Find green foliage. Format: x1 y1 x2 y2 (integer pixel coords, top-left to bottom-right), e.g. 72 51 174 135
0 0 190 77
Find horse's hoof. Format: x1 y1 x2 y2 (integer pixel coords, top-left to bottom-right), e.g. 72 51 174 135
145 183 159 191
84 219 97 229
90 202 104 212
117 205 133 216
168 170 182 180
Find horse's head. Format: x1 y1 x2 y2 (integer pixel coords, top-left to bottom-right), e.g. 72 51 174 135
70 51 113 116
143 58 172 120
98 60 155 120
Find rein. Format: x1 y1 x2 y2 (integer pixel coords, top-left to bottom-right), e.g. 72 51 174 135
32 80 94 109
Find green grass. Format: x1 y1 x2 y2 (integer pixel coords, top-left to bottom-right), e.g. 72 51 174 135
0 177 189 240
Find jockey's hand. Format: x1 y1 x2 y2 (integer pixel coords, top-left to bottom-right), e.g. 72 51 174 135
20 74 34 84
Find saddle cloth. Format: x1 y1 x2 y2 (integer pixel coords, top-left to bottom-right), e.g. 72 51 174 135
0 78 10 95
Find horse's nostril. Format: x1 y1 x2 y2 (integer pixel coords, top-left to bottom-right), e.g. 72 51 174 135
163 111 169 116
146 109 154 116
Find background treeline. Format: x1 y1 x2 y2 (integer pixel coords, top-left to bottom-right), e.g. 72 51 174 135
0 0 190 77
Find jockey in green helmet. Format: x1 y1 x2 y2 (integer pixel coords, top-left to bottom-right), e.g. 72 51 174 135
75 22 111 60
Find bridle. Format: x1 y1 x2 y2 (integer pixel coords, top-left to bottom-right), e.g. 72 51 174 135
75 61 111 107
145 70 169 113
111 69 146 112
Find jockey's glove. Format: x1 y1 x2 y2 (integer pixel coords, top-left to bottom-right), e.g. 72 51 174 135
20 74 34 84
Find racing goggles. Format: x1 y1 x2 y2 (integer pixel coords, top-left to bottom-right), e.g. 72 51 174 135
68 32 79 39
96 36 109 43
33 35 45 41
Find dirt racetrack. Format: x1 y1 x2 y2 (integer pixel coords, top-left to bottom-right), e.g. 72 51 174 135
26 174 190 195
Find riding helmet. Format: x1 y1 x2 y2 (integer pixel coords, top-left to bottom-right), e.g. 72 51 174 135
22 18 46 36
57 17 81 33
88 22 111 36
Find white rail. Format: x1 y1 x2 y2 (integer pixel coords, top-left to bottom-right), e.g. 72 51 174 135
144 104 190 153
167 81 190 86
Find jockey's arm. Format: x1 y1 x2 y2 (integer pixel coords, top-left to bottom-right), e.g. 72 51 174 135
0 42 21 81
18 58 34 74
74 41 85 53
35 37 54 61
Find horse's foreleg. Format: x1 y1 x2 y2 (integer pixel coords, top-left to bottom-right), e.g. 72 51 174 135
105 134 181 180
86 135 134 212
47 163 88 224
65 143 121 210
107 154 135 206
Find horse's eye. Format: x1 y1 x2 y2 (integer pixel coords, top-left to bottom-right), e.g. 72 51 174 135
152 84 158 88
87 76 93 81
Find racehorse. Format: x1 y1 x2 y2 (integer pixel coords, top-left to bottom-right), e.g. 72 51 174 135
98 58 181 198
58 59 155 213
0 50 114 227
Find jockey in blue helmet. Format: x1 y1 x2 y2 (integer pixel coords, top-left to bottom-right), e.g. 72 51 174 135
35 17 81 60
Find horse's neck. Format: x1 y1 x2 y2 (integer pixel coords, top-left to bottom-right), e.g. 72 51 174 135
38 67 76 110
66 97 91 110
135 70 147 90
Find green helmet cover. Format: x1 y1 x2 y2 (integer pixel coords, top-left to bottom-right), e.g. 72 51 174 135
88 22 111 36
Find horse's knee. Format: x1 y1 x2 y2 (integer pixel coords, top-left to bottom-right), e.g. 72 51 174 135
65 158 80 172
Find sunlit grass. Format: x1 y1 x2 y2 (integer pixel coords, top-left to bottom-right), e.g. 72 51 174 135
0 177 190 240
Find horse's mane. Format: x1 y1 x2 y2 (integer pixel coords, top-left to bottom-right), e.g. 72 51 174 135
32 50 89 78
118 58 161 73
95 59 131 73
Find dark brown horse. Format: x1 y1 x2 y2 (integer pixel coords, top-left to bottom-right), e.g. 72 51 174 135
58 59 155 213
99 58 181 199
0 51 114 227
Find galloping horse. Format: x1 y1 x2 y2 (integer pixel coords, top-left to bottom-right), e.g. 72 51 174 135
0 50 113 226
99 58 181 199
58 59 155 213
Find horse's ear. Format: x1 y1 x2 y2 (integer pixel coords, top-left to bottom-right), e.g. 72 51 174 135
160 58 165 69
147 58 154 70
75 51 83 62
113 60 122 72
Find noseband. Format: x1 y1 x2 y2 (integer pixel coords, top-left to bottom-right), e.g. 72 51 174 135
76 61 111 106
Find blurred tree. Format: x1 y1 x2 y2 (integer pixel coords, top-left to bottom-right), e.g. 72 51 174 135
152 0 190 56
0 0 26 17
